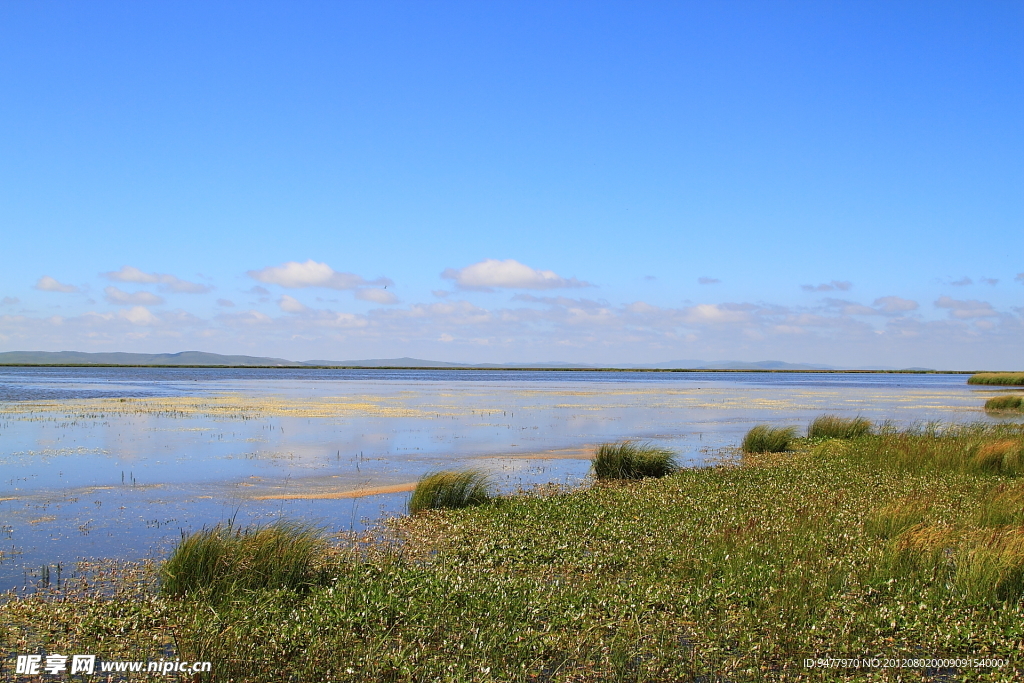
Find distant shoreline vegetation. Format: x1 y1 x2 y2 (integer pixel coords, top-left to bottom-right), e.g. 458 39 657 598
0 363 975 374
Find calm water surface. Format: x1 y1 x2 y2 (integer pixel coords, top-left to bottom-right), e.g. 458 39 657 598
0 367 1011 591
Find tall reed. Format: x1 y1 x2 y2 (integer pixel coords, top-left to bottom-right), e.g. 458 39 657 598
408 469 492 514
592 442 677 480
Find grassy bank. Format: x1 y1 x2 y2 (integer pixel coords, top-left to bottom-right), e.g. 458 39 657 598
4 425 1024 681
969 373 1024 386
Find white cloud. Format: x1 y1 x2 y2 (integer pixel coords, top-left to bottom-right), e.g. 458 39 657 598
801 280 852 292
934 296 998 319
823 299 878 316
278 295 309 313
104 286 165 306
248 260 392 290
119 306 160 325
873 296 919 314
980 278 999 286
102 266 211 293
34 276 79 293
355 288 399 305
1 297 19 306
681 303 751 324
216 298 235 307
217 309 274 325
951 277 973 286
698 277 721 285
1016 273 1024 284
441 259 591 291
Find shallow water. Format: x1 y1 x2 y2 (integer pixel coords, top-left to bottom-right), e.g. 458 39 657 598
0 367 1013 591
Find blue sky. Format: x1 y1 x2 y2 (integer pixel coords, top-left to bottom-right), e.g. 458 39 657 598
1 1 1021 368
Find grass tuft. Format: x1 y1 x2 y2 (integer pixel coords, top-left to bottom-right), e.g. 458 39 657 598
741 425 797 453
969 373 1024 386
955 530 1024 603
160 519 329 602
977 483 1024 527
864 498 929 539
807 414 872 439
408 469 493 514
591 442 678 480
985 395 1024 412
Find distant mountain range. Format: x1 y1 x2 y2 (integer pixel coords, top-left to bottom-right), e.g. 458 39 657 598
0 351 304 366
0 350 932 371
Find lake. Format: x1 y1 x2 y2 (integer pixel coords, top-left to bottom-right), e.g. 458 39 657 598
0 367 1010 591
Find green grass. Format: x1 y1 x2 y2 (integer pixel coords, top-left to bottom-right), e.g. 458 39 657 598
159 519 330 602
862 496 929 539
5 424 1024 681
741 424 797 453
591 441 677 480
985 395 1024 411
969 372 1024 386
807 413 872 439
408 468 493 514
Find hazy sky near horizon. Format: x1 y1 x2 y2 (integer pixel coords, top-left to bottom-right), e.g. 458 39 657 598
1 1 1021 369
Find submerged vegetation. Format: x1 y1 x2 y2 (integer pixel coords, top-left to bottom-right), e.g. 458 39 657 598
591 441 677 480
807 413 872 439
740 423 796 453
408 468 492 514
969 373 1024 386
986 395 1024 412
4 423 1024 680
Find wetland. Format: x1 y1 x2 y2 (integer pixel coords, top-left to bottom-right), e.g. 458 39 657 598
3 367 1024 681
0 367 1003 592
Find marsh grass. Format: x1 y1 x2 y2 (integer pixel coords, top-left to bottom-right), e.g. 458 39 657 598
986 395 1024 412
160 519 329 601
591 441 677 480
741 424 797 453
408 469 492 514
807 413 872 439
969 372 1024 386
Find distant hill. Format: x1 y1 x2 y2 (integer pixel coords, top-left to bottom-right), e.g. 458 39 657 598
0 351 304 366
